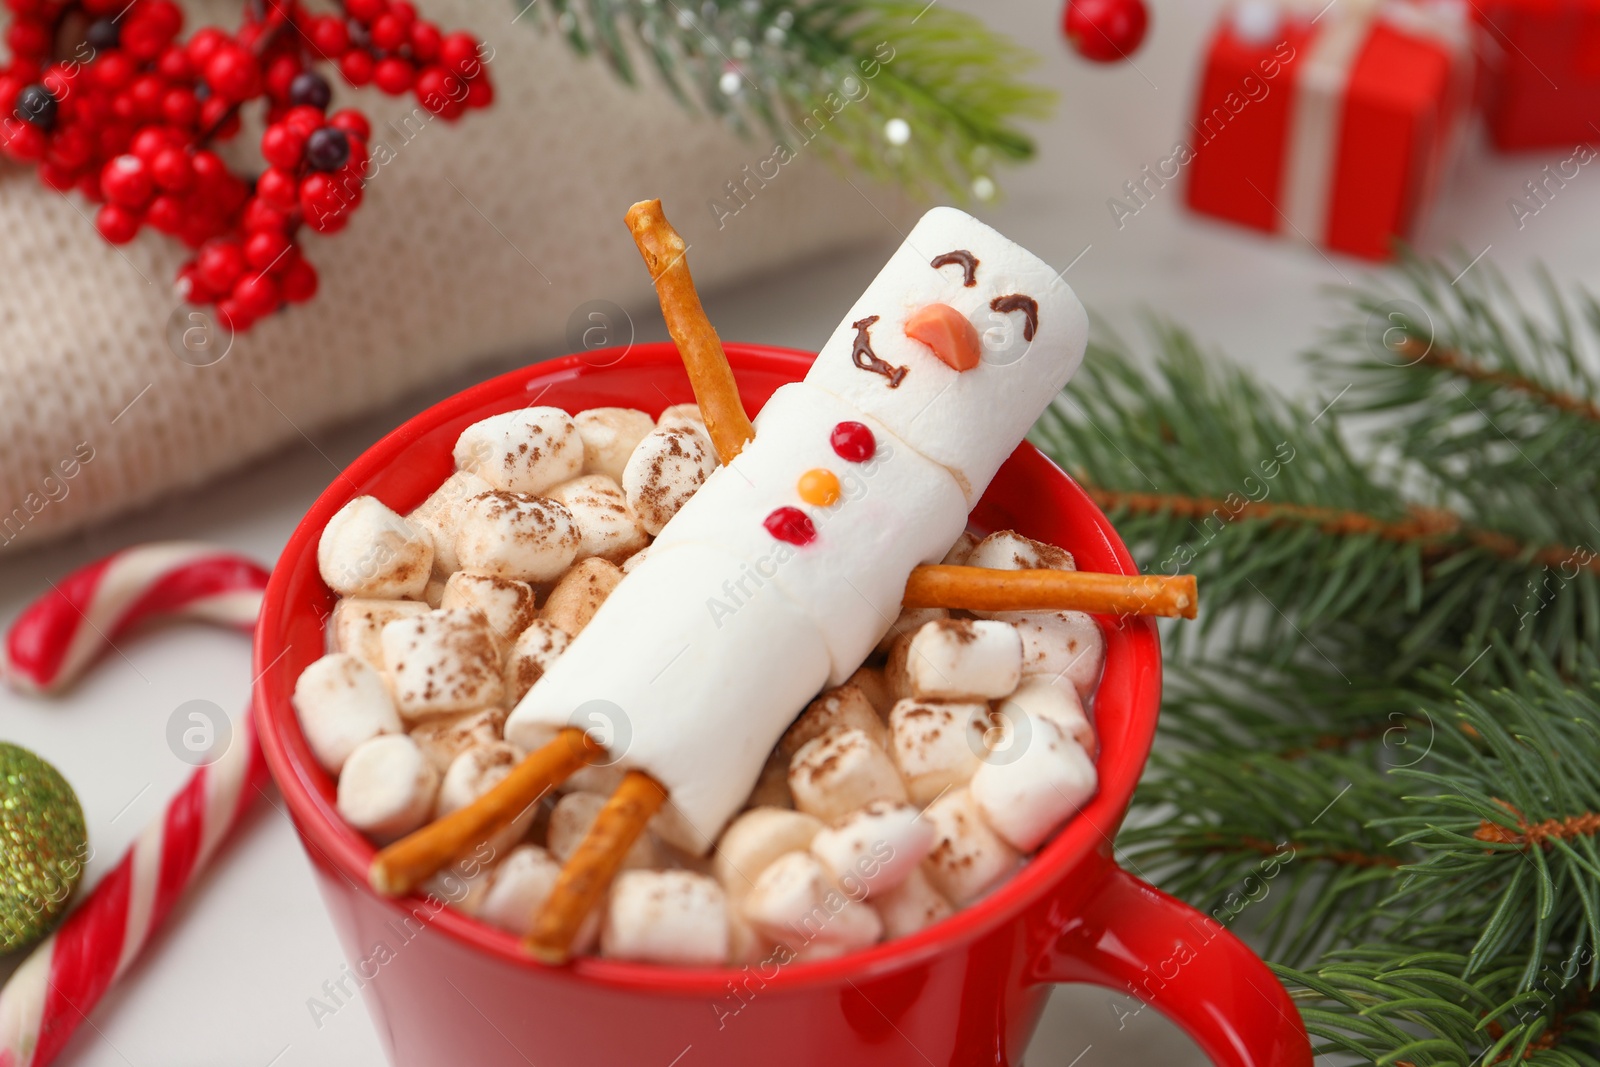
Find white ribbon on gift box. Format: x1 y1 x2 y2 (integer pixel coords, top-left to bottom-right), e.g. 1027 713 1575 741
1232 0 1473 244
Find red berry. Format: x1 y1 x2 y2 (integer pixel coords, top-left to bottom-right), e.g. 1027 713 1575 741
410 21 441 61
176 262 219 304
256 166 298 209
279 257 318 302
162 87 200 127
328 108 370 142
95 202 141 243
1062 0 1149 62
310 15 349 58
191 149 227 188
465 76 493 109
245 228 290 269
415 65 454 113
39 162 76 191
146 193 184 233
260 122 305 169
130 126 171 162
242 196 289 236
389 1 416 27
215 297 253 332
6 20 50 59
45 125 92 168
198 96 239 137
197 240 246 291
187 27 227 68
232 272 280 318
345 0 386 22
439 32 478 76
339 51 374 87
93 52 135 92
206 44 261 102
266 54 301 101
100 153 154 207
283 105 324 140
122 1 181 60
150 146 193 191
2 120 47 163
373 57 413 95
157 45 193 81
370 12 406 50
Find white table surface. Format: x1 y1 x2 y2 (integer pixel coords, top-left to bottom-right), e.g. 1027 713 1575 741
6 1 1600 1063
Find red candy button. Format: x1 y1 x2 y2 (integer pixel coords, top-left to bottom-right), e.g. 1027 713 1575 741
830 421 876 463
764 506 816 546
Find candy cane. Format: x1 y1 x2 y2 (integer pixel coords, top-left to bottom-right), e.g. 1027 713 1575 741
0 543 270 1067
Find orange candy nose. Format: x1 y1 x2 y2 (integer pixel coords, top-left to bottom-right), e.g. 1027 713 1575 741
904 303 982 372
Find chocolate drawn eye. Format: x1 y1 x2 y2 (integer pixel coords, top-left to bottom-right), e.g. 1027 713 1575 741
850 315 908 388
930 250 978 287
989 294 1038 341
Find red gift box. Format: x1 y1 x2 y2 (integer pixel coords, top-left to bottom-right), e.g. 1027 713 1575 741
1184 0 1475 260
1476 0 1600 150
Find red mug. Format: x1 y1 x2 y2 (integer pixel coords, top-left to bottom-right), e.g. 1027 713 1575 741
253 342 1312 1067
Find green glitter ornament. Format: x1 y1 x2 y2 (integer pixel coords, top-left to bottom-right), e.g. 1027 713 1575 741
0 743 86 953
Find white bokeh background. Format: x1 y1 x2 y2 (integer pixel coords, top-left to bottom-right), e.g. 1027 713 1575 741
4 0 1599 1063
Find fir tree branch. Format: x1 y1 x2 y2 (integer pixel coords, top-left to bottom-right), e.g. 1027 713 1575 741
524 0 1054 201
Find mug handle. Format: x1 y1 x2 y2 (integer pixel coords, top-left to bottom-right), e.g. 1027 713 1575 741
1031 864 1313 1067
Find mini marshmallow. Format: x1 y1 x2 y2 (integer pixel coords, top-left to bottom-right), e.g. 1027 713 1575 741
546 475 649 563
455 490 580 582
843 667 890 718
741 851 881 956
622 426 718 535
381 608 504 720
873 606 949 656
778 684 887 760
424 864 494 916
655 403 706 433
292 653 403 774
713 807 824 898
887 699 989 805
454 407 583 496
620 546 651 574
422 576 447 608
438 741 534 854
547 792 660 869
971 721 1097 853
966 529 1076 574
905 619 1022 701
993 677 1095 752
921 787 1021 905
574 407 656 483
410 707 506 773
336 734 439 840
872 867 954 940
501 620 570 705
602 870 729 966
317 496 433 599
788 728 907 822
478 844 600 948
1013 611 1106 700
810 801 932 899
329 598 431 670
441 570 537 645
728 910 773 965
539 556 623 638
940 530 979 566
883 632 916 704
407 470 493 576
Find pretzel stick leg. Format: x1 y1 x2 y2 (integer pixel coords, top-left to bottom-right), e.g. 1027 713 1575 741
904 565 1199 620
524 769 669 964
370 728 603 897
625 198 755 464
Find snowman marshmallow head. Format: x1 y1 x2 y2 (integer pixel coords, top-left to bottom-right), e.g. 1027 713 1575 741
802 206 1089 506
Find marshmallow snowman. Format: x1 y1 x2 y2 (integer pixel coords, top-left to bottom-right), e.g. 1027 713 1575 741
506 207 1088 854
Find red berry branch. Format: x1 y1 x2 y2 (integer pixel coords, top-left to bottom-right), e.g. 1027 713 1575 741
0 0 492 331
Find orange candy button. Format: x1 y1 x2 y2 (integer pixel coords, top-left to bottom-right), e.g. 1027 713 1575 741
797 468 841 507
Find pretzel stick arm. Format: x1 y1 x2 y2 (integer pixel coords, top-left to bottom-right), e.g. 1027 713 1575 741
904 566 1199 620
370 728 603 897
524 769 669 964
625 199 755 464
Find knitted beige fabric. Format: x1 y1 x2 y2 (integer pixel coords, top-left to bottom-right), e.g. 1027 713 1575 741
0 0 904 552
